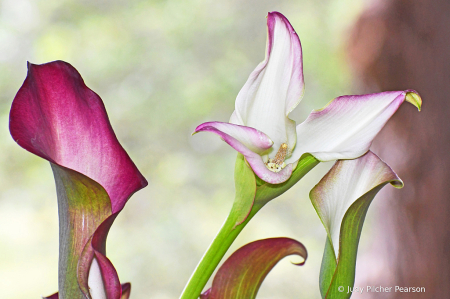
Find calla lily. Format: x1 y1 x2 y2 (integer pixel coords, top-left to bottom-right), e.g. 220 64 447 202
200 238 307 299
194 11 421 185
182 12 421 299
10 61 147 299
310 151 403 299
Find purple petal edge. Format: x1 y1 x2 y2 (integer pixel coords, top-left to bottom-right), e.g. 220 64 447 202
267 11 304 115
195 121 273 151
195 122 293 184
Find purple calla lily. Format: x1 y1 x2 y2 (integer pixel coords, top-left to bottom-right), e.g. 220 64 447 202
10 61 147 299
194 11 421 185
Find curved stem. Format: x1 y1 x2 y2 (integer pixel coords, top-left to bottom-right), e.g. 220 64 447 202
179 154 319 299
179 200 265 299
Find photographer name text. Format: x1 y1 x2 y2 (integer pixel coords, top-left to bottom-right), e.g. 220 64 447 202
337 286 426 294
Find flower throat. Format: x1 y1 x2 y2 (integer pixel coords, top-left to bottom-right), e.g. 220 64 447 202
266 143 288 173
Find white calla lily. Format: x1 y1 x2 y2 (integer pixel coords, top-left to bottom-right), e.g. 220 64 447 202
195 11 421 185
310 151 404 298
310 151 403 257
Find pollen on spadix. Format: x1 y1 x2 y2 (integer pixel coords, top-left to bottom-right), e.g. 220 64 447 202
266 143 288 173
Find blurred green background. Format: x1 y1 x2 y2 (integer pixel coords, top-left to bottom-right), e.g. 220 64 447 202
0 0 365 298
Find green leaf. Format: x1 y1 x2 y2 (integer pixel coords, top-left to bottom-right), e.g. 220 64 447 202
201 238 307 299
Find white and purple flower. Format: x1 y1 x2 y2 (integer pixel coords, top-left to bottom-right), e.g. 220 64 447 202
195 12 421 184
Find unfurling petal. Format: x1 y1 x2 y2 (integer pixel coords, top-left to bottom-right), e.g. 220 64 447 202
231 12 303 155
201 238 307 299
287 90 422 163
9 61 147 299
310 151 402 299
194 122 293 184
310 151 402 256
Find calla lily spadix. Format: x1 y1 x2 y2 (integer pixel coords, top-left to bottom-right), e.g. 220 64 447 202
10 61 147 299
194 12 422 185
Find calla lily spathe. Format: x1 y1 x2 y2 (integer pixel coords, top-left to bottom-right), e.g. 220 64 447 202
10 61 147 299
194 12 421 184
310 151 403 298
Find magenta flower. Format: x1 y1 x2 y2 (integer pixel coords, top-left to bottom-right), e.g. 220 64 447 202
10 61 147 299
194 12 421 184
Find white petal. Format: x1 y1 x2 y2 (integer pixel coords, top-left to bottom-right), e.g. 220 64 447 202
88 257 108 299
310 151 402 256
287 90 422 163
231 12 304 156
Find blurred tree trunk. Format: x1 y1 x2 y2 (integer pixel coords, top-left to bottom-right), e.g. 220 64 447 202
348 0 450 298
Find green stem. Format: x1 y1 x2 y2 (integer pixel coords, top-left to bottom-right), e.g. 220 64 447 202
179 200 265 299
179 153 319 299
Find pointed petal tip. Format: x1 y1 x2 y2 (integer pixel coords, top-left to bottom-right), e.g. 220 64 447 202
267 11 288 21
404 90 422 111
200 288 211 299
194 121 274 150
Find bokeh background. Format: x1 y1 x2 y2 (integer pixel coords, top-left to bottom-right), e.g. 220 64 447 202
1 0 443 298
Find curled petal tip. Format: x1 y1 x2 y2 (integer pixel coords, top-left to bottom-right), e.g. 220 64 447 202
390 179 404 189
207 238 307 299
195 122 274 152
404 90 422 111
